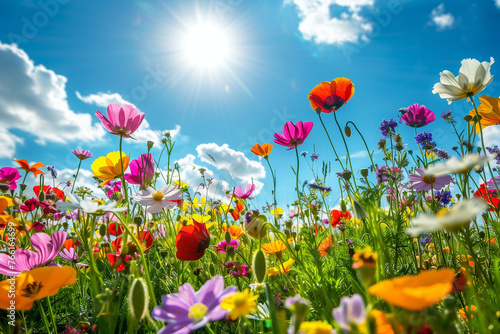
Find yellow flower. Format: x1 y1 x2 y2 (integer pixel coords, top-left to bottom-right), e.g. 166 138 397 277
298 321 334 334
0 266 77 310
368 269 454 311
222 225 245 239
262 240 287 260
91 151 130 186
220 289 258 320
267 258 295 276
270 207 283 216
173 180 189 189
468 95 500 133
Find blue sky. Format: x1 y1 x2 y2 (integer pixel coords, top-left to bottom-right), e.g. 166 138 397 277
1 0 500 209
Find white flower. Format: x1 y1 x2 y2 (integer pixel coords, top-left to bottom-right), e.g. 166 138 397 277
432 57 494 104
406 198 488 237
132 185 182 214
425 153 497 177
56 192 127 215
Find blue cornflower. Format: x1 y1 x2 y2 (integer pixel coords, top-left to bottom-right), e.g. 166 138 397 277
47 165 57 179
415 132 436 150
379 119 398 137
301 151 308 157
434 190 452 205
487 146 500 165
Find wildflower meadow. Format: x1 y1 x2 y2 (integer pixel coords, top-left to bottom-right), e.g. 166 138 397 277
0 55 500 334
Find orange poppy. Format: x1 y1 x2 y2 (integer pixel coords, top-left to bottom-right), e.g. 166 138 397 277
318 236 333 256
308 77 355 113
468 95 500 133
262 240 286 260
230 201 245 221
368 269 454 311
251 144 273 158
459 305 477 319
222 225 245 239
13 159 46 177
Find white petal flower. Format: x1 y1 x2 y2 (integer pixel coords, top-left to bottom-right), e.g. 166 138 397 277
424 153 497 177
132 185 182 214
432 57 494 104
56 192 126 215
406 198 488 237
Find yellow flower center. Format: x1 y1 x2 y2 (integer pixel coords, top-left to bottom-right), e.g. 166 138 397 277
422 175 436 185
233 294 247 307
188 303 208 321
437 208 449 217
152 191 164 202
21 281 43 298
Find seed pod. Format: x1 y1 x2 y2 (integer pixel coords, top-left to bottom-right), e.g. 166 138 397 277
253 250 266 283
360 168 368 178
128 278 148 322
99 224 107 237
225 231 232 244
344 125 352 137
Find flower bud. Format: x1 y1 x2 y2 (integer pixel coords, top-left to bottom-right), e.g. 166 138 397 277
147 141 154 150
344 125 352 137
128 277 149 322
252 250 267 283
360 168 368 178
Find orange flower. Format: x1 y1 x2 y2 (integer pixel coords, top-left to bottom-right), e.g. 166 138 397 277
262 240 287 255
443 247 450 253
308 77 355 113
459 305 477 319
251 144 273 158
13 158 46 177
230 201 245 221
368 269 454 311
318 236 333 256
468 95 500 133
223 225 245 239
368 310 395 334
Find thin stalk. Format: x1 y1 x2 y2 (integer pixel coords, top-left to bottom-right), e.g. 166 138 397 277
71 159 82 193
318 113 345 170
119 135 129 204
333 111 357 188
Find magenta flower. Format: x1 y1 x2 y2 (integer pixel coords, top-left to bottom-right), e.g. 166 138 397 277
0 167 21 191
71 149 93 160
152 276 237 334
400 104 436 128
19 197 39 212
274 121 313 150
59 247 78 261
95 103 145 138
234 183 255 199
409 167 452 191
125 153 155 187
216 239 240 254
0 231 66 276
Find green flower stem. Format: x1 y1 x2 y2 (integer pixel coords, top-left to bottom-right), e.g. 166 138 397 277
46 296 58 333
264 157 278 225
333 111 357 188
346 121 376 172
38 300 52 333
71 159 82 193
119 135 129 205
318 113 345 170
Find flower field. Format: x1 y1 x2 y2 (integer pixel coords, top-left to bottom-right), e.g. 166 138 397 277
1 57 500 334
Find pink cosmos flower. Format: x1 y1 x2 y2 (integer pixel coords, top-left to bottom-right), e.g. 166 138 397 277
95 103 145 139
215 239 240 254
274 121 313 150
125 153 155 187
0 231 66 276
234 184 255 199
71 149 93 160
0 167 21 191
400 104 436 128
409 167 452 191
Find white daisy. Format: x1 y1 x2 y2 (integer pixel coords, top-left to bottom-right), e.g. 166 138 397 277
132 185 182 214
425 153 497 177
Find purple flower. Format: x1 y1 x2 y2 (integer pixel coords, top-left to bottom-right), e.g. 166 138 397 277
332 294 366 332
440 110 455 123
378 119 398 137
434 190 452 205
419 233 432 245
124 153 155 187
310 153 319 161
300 151 308 157
308 183 332 192
151 276 237 334
408 167 452 191
59 247 79 261
234 184 256 199
415 132 436 150
0 167 21 191
47 165 58 179
400 104 436 127
432 148 450 160
95 103 145 139
487 146 500 165
71 149 93 160
0 231 66 276
274 121 313 150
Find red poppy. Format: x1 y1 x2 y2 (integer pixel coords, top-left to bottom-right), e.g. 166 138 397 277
112 231 154 254
109 222 124 236
330 209 352 228
107 253 133 271
19 197 39 212
33 185 65 201
473 183 499 211
230 201 245 221
170 199 183 207
175 219 210 261
451 268 467 293
308 77 355 113
29 221 45 232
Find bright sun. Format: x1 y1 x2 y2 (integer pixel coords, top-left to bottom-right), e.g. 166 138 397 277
182 23 231 69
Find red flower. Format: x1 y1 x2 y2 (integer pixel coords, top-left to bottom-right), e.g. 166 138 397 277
107 253 133 271
175 219 210 261
330 209 351 228
473 183 499 211
109 222 124 236
230 201 245 221
112 231 154 254
308 77 355 113
19 197 39 212
451 268 467 293
33 185 65 201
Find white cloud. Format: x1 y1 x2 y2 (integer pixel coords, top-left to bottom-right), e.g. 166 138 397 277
0 42 106 155
496 0 500 9
75 90 184 149
285 0 375 45
482 125 500 148
174 143 267 200
429 4 454 30
0 128 24 159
